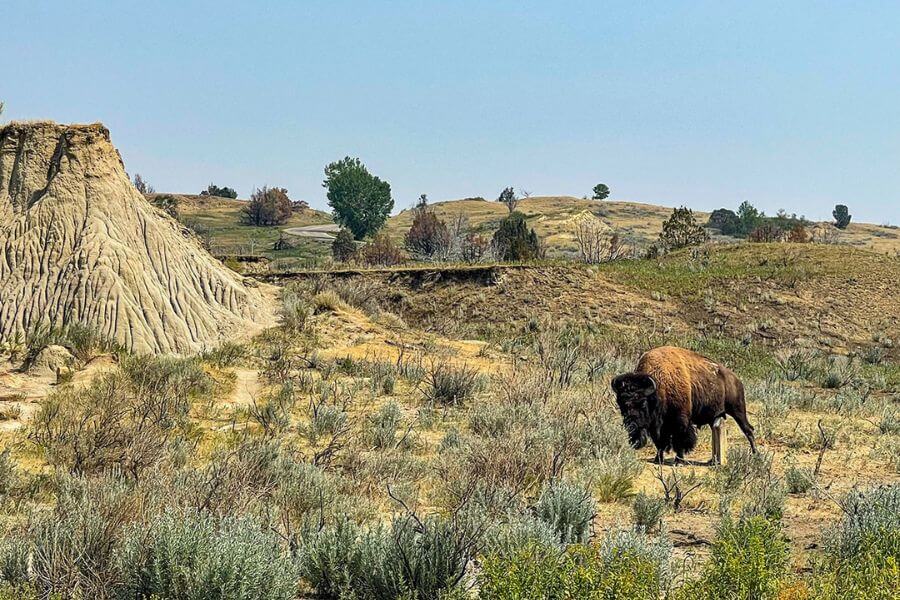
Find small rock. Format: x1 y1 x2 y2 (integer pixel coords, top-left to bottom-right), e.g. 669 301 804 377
27 345 75 377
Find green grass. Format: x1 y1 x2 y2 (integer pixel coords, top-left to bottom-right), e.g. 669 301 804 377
600 244 817 300
178 197 333 261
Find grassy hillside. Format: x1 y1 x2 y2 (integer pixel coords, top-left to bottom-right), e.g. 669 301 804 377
269 243 900 362
385 196 900 257
162 194 334 267
168 194 900 270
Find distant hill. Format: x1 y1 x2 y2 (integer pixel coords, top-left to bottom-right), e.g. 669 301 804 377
154 194 334 267
174 193 900 264
385 196 900 257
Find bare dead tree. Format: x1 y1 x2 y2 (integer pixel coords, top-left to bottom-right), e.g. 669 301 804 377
656 465 702 512
574 219 628 264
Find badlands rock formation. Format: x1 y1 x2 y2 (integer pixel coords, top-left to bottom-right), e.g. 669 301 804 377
0 122 270 354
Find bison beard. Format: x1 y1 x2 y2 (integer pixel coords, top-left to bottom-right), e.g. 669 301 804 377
612 346 756 463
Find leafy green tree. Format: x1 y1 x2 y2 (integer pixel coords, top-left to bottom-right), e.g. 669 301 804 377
707 208 741 235
737 201 764 236
497 186 519 213
493 211 542 261
658 206 709 250
833 204 851 229
241 186 292 226
592 183 610 200
331 228 357 262
324 157 393 240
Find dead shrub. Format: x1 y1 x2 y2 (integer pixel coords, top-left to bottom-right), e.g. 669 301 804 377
359 233 405 267
30 357 207 478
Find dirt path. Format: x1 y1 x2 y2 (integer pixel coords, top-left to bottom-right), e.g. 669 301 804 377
282 223 341 241
227 367 263 407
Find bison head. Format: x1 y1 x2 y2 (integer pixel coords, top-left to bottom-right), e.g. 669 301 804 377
611 373 657 449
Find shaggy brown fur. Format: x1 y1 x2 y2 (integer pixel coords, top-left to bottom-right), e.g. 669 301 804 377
612 346 756 462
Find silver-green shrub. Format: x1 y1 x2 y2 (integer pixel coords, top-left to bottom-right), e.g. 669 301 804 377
116 510 299 600
534 480 595 544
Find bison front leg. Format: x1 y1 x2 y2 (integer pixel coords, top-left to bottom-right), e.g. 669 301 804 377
670 416 698 462
654 447 665 464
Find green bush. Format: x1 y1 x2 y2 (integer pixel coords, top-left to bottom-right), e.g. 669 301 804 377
438 428 463 453
808 486 900 598
303 403 349 446
117 510 299 600
201 341 246 368
0 449 15 499
468 400 536 439
632 493 666 533
331 228 358 262
675 516 789 600
25 322 122 365
201 183 238 199
534 480 595 544
152 193 179 217
479 529 670 600
0 537 29 587
7 475 138 597
481 511 559 560
657 206 709 251
298 512 479 599
368 401 403 449
423 362 481 406
297 517 364 598
492 211 542 262
0 584 44 600
280 285 315 332
591 452 642 502
785 465 815 494
712 448 773 495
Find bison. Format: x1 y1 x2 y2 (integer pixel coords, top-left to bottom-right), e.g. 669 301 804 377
611 346 756 463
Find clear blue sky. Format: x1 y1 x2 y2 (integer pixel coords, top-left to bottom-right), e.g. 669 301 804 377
3 1 898 223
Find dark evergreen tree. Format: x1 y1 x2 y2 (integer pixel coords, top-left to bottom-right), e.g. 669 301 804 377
658 207 709 250
592 183 610 200
707 208 741 235
492 211 541 261
833 204 852 229
497 187 519 213
201 184 238 199
331 228 357 262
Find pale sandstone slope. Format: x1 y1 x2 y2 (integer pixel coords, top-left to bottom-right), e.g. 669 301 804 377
0 122 272 354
